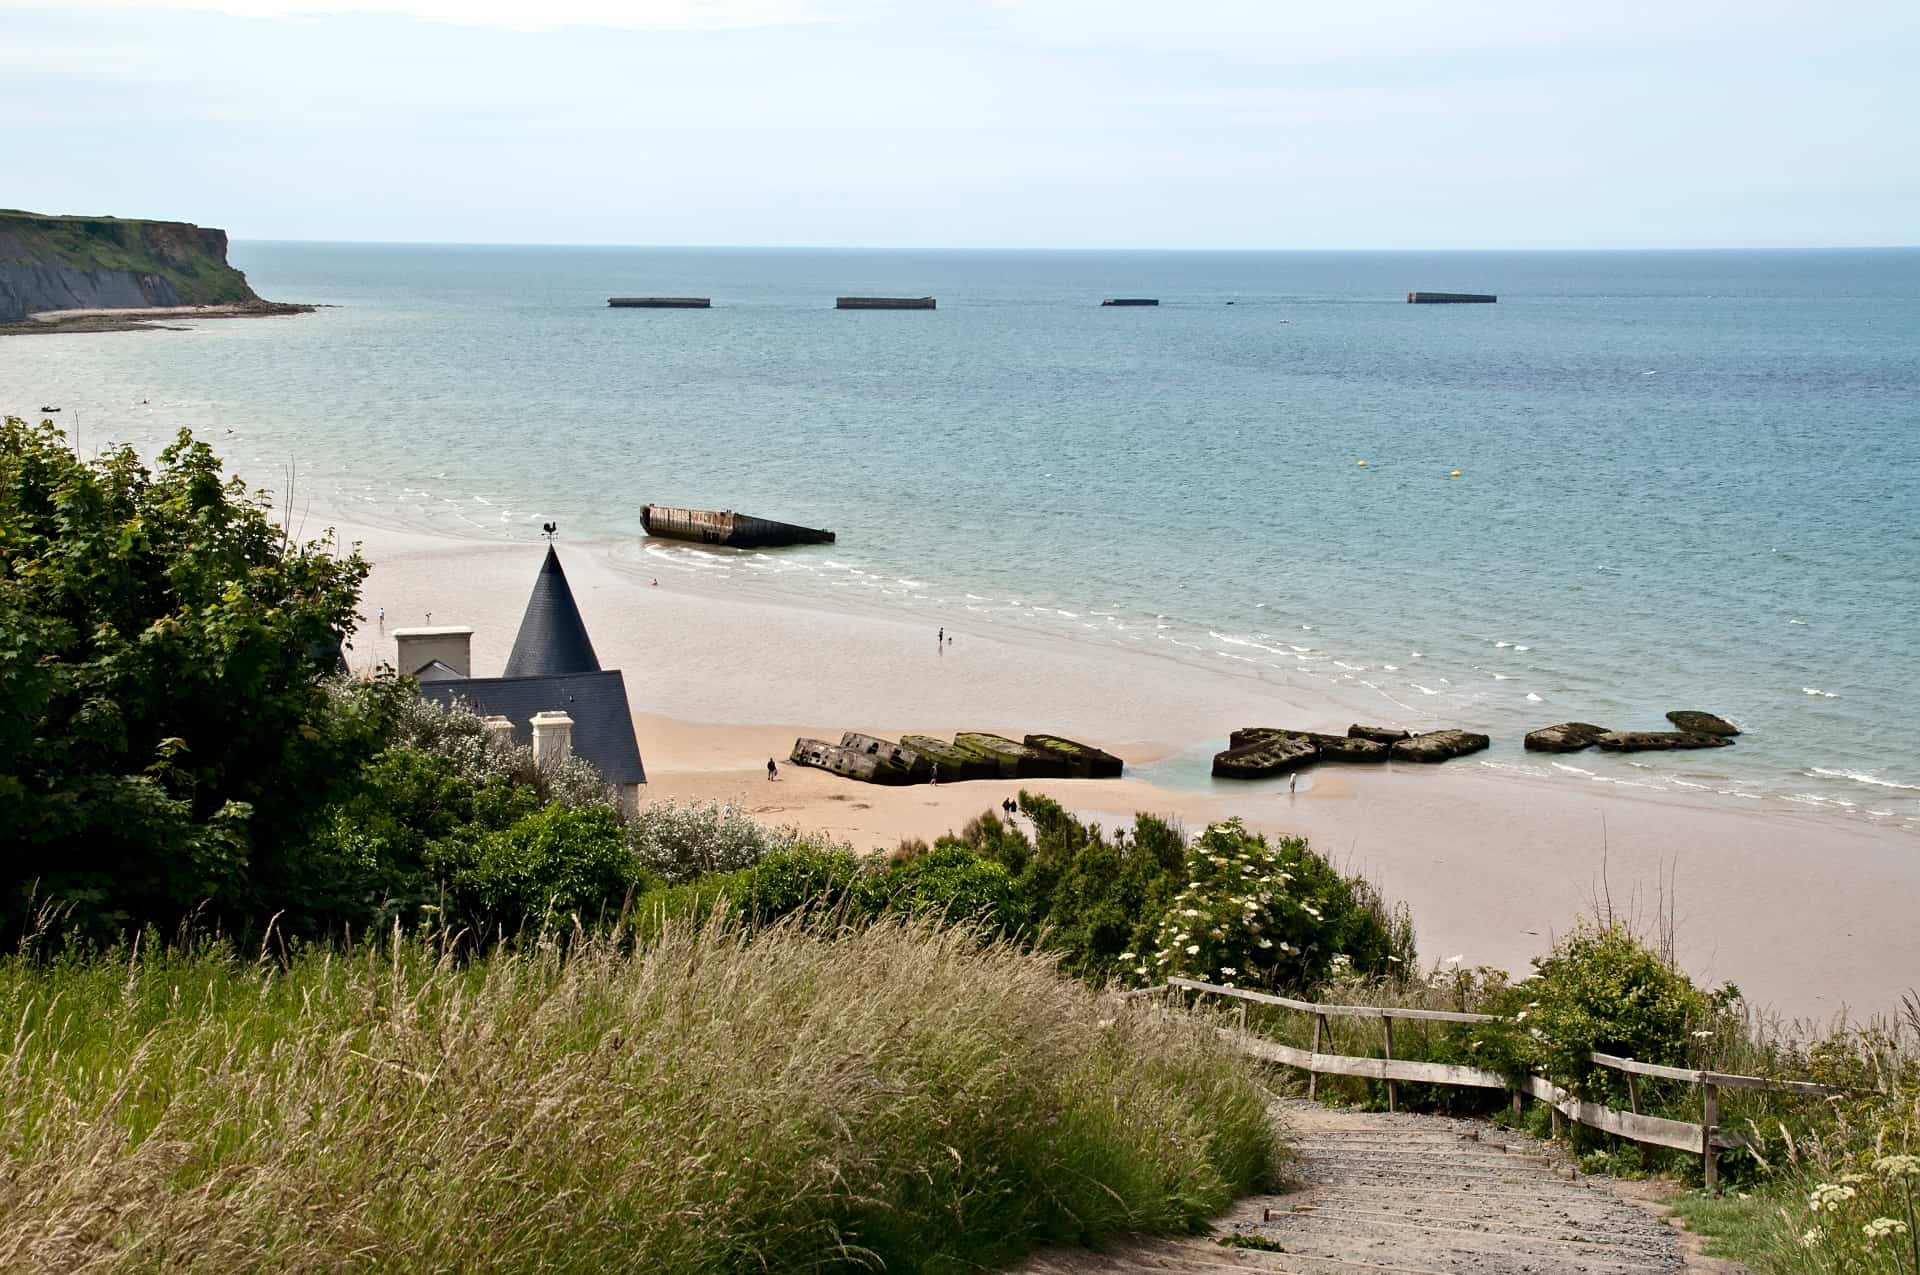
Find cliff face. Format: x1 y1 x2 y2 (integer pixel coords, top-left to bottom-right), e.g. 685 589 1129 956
0 211 261 324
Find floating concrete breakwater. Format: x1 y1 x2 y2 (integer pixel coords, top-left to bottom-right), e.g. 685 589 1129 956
1523 709 1741 754
1101 297 1159 306
640 505 835 548
836 296 936 310
790 731 1122 785
608 296 710 308
1408 291 1497 304
1212 725 1489 778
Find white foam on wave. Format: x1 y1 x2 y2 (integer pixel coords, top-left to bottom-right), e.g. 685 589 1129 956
1810 767 1920 792
1525 692 1544 702
1383 663 1399 671
1494 640 1512 648
1515 645 1531 652
1410 684 1440 695
1803 687 1839 698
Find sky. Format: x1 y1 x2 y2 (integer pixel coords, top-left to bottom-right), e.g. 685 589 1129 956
3 0 1917 249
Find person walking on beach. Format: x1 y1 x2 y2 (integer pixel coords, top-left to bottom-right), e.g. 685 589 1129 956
767 758 779 781
937 626 944 651
377 606 385 632
930 762 940 786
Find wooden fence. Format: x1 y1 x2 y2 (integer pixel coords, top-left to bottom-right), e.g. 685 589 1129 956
1129 977 1845 1190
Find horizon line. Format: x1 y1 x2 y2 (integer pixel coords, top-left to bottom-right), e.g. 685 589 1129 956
228 237 1920 254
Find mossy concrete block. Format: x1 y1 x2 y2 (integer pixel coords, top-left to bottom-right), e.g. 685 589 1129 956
1389 730 1491 763
900 735 999 782
1348 724 1412 744
1524 722 1610 752
1664 710 1740 737
954 732 1071 779
1212 733 1319 779
1595 731 1734 752
1022 734 1124 779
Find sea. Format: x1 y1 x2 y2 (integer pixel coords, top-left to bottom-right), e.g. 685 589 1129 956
4 243 1917 831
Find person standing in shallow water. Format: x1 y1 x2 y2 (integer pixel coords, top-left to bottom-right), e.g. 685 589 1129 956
938 626 944 651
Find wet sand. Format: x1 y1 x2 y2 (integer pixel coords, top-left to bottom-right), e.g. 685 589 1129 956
339 517 1918 1023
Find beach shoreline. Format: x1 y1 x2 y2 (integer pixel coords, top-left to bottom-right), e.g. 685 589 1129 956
0 300 316 336
333 511 1920 1023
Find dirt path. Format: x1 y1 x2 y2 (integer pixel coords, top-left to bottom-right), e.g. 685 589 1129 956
1017 1099 1727 1275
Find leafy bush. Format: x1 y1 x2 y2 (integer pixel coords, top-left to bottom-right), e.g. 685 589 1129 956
858 844 1029 931
1505 923 1718 1105
434 803 654 937
1 419 374 942
1134 819 1415 992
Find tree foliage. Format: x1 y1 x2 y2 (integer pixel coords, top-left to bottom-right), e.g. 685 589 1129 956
0 418 371 939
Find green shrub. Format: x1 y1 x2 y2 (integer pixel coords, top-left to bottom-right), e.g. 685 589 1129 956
1504 923 1717 1105
435 804 654 936
0 419 374 943
626 800 835 884
859 844 1028 931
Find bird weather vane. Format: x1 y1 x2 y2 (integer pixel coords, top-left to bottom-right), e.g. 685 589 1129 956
541 521 558 541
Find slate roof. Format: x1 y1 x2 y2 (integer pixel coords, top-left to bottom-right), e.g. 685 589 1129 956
504 546 601 678
419 670 646 785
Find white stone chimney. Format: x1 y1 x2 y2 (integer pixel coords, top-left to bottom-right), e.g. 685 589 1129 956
479 715 515 749
391 625 473 678
531 711 574 765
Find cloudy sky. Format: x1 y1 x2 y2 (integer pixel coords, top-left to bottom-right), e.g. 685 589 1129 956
4 0 1915 248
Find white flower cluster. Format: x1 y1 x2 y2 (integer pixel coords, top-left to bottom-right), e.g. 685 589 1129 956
1863 1217 1910 1240
1875 1154 1920 1182
1808 1182 1858 1212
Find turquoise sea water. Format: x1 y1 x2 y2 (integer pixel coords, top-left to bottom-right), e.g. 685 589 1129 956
4 244 1917 829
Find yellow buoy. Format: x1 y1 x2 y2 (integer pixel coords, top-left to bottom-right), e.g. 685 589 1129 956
1449 469 1462 478
1356 460 1367 467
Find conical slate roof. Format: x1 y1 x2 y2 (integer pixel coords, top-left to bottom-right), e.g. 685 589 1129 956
503 545 602 678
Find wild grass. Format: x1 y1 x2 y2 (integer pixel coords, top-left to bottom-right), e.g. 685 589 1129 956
0 913 1282 1273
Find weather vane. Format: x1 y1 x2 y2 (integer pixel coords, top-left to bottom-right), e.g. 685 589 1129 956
541 521 558 541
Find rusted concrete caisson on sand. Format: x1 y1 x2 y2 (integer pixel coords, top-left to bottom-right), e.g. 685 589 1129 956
640 505 835 548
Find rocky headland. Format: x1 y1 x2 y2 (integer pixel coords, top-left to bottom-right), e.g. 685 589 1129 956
0 210 310 333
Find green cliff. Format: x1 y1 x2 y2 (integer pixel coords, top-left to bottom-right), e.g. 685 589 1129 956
0 210 262 324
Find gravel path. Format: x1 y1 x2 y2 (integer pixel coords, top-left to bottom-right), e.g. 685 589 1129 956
1017 1099 1704 1275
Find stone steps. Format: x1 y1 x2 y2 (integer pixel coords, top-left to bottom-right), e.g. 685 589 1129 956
1012 1099 1686 1275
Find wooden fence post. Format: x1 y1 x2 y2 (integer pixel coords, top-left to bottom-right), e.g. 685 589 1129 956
1702 1080 1719 1193
1308 1013 1327 1100
1550 1105 1565 1140
1626 1073 1642 1115
1382 1015 1397 1113
1510 1090 1523 1121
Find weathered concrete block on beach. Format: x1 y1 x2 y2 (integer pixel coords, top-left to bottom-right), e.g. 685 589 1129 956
1594 730 1734 753
1212 733 1319 779
790 738 917 785
1232 727 1389 763
1665 710 1741 737
1389 730 1491 763
839 732 933 782
900 735 999 782
1023 734 1124 779
1524 722 1611 753
953 732 1072 779
1348 724 1412 744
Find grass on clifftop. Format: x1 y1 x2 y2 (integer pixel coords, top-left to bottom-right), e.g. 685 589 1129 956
0 915 1283 1274
0 210 256 306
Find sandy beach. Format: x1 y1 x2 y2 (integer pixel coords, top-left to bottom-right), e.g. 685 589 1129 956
338 516 1918 1023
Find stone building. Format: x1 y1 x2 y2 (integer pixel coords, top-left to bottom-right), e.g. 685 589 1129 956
392 546 645 815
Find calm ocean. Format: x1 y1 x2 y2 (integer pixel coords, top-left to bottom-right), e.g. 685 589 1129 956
5 244 1917 829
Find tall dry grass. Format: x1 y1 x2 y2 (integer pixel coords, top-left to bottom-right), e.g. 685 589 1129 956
0 915 1280 1273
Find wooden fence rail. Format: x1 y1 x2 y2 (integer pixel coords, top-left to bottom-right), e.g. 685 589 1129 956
1130 977 1846 1191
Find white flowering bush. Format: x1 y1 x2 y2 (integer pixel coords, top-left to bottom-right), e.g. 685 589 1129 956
1130 819 1413 991
628 800 838 884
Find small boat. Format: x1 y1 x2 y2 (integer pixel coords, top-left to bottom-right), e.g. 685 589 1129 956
640 505 835 548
